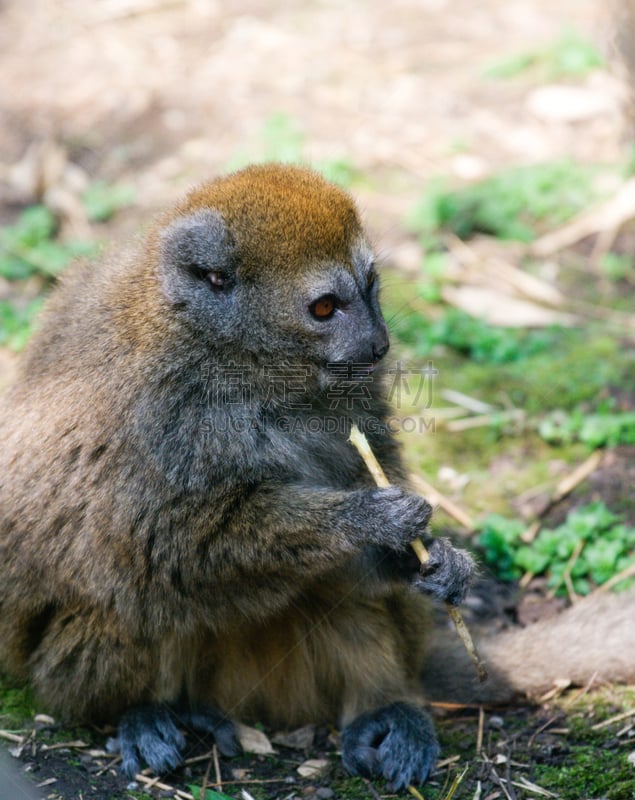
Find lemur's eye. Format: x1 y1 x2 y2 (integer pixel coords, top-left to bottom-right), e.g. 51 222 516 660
310 294 337 320
207 271 231 291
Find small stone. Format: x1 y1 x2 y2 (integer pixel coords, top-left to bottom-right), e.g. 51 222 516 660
489 715 505 729
34 713 55 726
297 758 329 778
272 724 316 750
316 788 334 799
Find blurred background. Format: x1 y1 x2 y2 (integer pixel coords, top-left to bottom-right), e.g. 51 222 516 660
1 2 635 797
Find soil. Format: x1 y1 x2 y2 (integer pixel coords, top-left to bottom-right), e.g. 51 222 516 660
1 1 634 799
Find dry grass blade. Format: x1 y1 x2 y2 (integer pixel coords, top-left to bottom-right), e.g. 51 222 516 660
531 176 635 257
134 773 195 798
440 764 469 800
476 707 485 754
591 707 635 731
591 560 635 595
0 731 25 743
348 424 487 682
409 473 475 533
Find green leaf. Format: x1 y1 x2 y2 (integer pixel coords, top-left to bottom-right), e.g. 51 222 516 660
188 786 235 800
0 297 45 350
82 180 134 222
3 205 56 248
585 539 623 584
513 545 550 575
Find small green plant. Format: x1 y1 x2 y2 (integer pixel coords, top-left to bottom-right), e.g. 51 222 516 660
484 27 604 81
227 112 363 188
0 205 95 280
0 205 98 349
82 180 134 222
0 298 45 350
599 252 634 282
0 672 35 724
394 307 557 364
539 409 635 447
410 161 603 246
189 786 235 800
260 111 305 164
478 502 635 595
0 181 129 350
477 514 526 582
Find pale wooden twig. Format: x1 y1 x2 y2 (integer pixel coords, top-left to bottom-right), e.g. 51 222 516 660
409 473 475 533
521 451 602 544
531 177 635 258
212 743 222 788
441 388 496 415
476 707 485 754
0 730 25 743
440 764 469 800
554 538 585 604
552 451 603 506
200 749 213 796
445 409 525 433
591 707 635 731
592 560 635 594
134 773 195 798
349 424 487 682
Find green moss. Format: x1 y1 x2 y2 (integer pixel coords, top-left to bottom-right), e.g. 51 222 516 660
533 747 635 799
0 671 36 725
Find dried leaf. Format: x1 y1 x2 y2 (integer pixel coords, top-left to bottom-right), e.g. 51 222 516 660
272 724 316 750
34 713 55 726
441 285 577 328
296 758 329 778
235 723 275 755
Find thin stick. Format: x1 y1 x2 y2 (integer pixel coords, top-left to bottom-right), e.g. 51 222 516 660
348 424 487 682
199 750 213 797
591 559 635 595
212 743 222 788
409 473 475 533
476 706 485 754
0 730 25 743
591 707 635 731
554 450 603 501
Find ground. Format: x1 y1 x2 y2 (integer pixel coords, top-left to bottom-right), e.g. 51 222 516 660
1 1 635 798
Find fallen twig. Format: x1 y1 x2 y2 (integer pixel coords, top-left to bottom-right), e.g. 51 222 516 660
212 743 222 788
556 538 585 604
552 451 603 507
446 409 525 433
0 730 25 743
592 560 635 595
409 473 475 533
531 177 635 258
134 773 195 798
439 764 469 800
476 707 485 754
591 707 635 731
521 450 603 544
